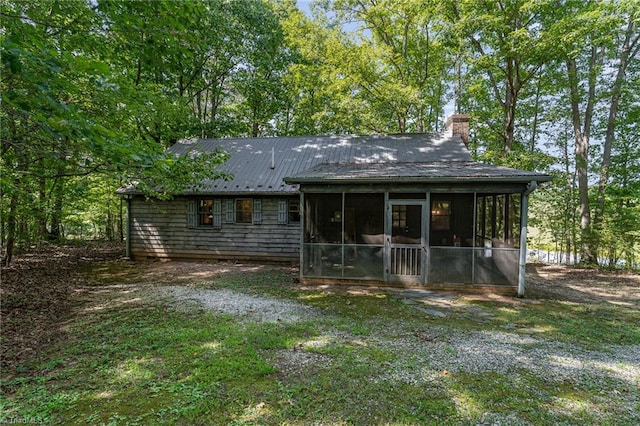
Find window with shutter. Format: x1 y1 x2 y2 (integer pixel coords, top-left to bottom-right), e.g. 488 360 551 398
198 199 214 226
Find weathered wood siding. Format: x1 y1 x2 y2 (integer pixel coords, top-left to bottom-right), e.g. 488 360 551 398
129 196 300 262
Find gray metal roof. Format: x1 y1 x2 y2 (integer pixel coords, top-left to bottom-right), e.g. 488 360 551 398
167 133 476 194
284 162 552 184
120 133 550 195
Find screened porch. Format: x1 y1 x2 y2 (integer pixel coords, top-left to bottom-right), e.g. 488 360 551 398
301 191 523 287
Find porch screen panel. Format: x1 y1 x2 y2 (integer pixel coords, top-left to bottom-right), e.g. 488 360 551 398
303 193 343 279
252 199 262 224
303 193 384 280
472 193 521 286
343 194 384 279
475 193 521 247
509 194 521 247
224 199 234 223
428 247 472 283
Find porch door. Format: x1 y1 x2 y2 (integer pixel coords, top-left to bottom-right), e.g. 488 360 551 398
385 201 426 284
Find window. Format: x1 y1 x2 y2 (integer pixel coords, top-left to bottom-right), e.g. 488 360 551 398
199 199 214 226
188 198 261 227
278 199 300 225
431 200 451 231
289 200 300 223
188 199 221 229
392 205 407 229
235 199 253 223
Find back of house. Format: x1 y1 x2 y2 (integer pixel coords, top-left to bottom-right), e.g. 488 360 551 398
118 116 550 294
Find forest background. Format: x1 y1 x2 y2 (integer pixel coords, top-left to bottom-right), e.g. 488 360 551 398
1 0 638 268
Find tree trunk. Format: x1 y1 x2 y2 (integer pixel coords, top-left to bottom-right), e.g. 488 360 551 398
2 191 18 266
252 103 260 137
593 18 639 236
562 121 573 265
566 56 597 264
38 177 48 242
502 57 523 154
530 78 542 152
49 179 64 242
119 197 124 243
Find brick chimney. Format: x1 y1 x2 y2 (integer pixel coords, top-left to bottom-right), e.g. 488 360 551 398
446 114 470 147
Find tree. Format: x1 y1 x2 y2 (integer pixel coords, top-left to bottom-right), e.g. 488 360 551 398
1 0 229 265
592 3 640 254
330 0 451 133
444 0 558 155
550 1 638 264
229 0 297 137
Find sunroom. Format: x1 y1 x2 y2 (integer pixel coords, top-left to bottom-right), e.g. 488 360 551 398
285 162 550 294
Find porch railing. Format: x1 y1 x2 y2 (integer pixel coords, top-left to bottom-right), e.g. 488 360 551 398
302 243 519 286
390 245 422 276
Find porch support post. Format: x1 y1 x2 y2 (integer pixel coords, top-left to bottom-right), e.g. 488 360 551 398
383 192 390 281
299 192 305 283
341 192 345 277
472 192 477 284
518 181 538 297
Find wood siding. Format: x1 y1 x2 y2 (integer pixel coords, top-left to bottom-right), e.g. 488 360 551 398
129 196 300 262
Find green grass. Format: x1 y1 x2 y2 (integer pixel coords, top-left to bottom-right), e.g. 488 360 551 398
1 267 638 425
473 299 640 348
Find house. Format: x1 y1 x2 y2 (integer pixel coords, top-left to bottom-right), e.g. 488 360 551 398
118 115 551 295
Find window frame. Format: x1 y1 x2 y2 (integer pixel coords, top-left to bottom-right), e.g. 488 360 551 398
190 198 222 229
235 198 253 224
189 197 263 227
198 199 215 226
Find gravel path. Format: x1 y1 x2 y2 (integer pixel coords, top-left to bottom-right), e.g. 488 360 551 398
151 284 639 391
145 273 639 423
153 285 318 323
368 327 640 386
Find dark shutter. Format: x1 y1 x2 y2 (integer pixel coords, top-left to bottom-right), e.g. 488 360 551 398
224 199 234 223
187 199 198 228
278 200 288 224
213 199 222 229
253 199 262 224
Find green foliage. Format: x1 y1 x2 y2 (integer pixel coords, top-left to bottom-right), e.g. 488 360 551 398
1 0 638 268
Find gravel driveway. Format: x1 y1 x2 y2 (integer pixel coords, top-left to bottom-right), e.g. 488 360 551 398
113 260 639 423
144 264 639 424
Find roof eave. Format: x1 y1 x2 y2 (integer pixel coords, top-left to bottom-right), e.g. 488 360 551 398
284 175 552 185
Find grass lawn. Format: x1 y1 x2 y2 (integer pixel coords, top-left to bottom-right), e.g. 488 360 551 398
1 260 639 425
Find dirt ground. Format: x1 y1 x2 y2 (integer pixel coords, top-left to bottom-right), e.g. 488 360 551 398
1 244 639 378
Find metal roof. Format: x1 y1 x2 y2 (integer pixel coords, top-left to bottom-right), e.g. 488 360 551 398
119 133 550 195
285 162 552 184
168 132 475 194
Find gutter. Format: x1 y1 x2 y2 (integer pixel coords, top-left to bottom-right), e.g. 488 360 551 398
518 180 538 297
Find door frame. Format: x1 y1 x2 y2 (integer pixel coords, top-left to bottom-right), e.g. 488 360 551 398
384 196 429 284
